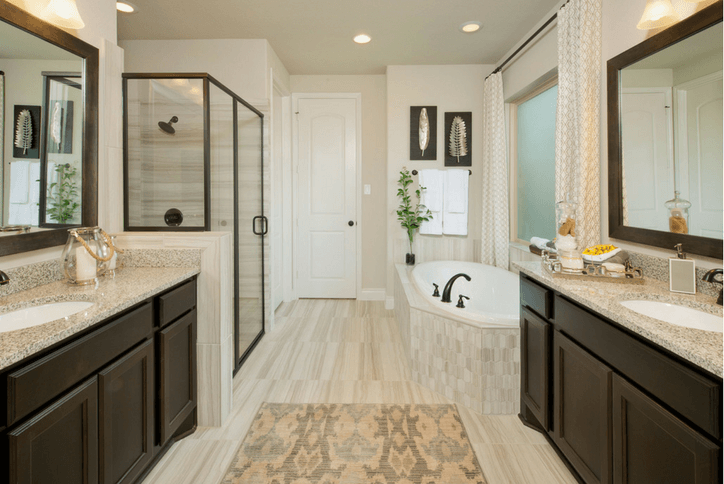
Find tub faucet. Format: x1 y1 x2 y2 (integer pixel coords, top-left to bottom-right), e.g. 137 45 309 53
702 269 723 305
432 283 440 297
441 273 471 303
0 270 9 286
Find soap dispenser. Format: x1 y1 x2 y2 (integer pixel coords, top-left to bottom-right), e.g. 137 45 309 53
669 244 696 294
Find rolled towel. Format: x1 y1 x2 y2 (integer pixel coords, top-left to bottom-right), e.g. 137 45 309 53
530 237 551 251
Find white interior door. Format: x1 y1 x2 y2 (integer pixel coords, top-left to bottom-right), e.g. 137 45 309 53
296 97 357 298
621 89 673 230
272 86 284 310
678 73 723 238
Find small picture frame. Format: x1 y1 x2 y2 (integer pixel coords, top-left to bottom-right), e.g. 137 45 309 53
12 105 41 159
410 106 437 160
444 111 472 167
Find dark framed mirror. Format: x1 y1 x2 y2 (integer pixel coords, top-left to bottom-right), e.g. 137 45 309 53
0 1 98 256
608 1 722 259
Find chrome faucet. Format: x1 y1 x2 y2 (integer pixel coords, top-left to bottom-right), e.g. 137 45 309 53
702 269 723 306
0 270 9 286
441 273 471 303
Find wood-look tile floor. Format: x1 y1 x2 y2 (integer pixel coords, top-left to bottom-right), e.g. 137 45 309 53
142 299 577 484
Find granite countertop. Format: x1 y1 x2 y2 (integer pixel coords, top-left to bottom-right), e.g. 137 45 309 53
513 261 723 378
0 266 200 371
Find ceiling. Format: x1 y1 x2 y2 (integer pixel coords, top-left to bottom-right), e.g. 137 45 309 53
0 21 80 60
117 0 561 75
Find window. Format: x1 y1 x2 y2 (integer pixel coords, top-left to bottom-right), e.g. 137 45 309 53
510 80 558 243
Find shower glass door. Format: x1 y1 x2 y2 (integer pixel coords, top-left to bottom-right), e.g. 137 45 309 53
236 101 264 366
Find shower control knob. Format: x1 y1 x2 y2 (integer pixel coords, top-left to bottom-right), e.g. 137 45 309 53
348 221 355 226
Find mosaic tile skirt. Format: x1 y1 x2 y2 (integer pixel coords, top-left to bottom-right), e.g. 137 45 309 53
222 403 486 484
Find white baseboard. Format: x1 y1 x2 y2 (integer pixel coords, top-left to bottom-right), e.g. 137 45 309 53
385 296 394 310
358 288 386 301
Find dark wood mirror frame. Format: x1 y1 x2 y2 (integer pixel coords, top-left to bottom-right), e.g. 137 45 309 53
0 2 98 256
607 1 723 260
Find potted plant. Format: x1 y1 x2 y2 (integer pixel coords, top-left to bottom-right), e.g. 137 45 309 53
396 168 432 265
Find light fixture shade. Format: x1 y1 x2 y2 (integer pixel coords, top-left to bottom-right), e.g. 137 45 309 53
41 0 85 30
637 0 679 30
683 0 707 2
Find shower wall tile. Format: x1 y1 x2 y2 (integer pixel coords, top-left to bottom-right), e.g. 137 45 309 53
393 237 479 266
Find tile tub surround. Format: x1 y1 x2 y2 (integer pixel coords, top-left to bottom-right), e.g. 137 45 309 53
395 264 520 415
513 261 723 377
0 266 200 371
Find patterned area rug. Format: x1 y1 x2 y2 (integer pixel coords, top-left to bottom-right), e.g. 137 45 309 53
222 403 486 484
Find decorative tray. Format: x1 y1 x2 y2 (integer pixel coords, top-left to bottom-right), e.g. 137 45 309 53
541 251 644 285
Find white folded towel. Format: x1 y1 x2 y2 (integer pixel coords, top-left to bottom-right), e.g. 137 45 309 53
9 161 30 204
530 237 551 250
443 169 468 235
419 169 444 235
445 169 469 214
9 162 40 225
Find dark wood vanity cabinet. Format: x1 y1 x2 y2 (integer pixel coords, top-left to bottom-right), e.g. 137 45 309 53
8 377 99 484
1 277 198 484
520 307 550 430
553 331 612 484
519 274 722 484
158 310 197 444
98 339 154 484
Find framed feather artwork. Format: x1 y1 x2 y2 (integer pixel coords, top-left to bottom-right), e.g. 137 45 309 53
13 105 40 159
46 100 74 154
444 111 471 166
409 106 436 160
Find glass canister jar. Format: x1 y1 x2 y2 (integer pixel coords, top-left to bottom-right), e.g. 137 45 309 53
61 227 115 284
665 191 691 234
555 198 584 272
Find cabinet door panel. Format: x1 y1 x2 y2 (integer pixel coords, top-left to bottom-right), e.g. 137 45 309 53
158 309 197 444
99 339 154 484
553 331 612 484
612 374 719 484
8 377 98 484
521 307 550 430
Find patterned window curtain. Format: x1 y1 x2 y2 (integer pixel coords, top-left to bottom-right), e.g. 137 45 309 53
481 72 509 270
554 0 602 249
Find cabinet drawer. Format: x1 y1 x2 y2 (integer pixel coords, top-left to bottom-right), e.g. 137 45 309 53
555 295 721 440
158 279 196 328
7 303 153 427
521 276 552 320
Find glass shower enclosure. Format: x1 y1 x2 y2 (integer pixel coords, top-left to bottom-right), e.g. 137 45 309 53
123 73 265 371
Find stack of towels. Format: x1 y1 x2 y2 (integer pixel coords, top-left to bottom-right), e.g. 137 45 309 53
418 169 469 236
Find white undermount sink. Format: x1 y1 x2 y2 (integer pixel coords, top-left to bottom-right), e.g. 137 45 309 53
0 301 94 333
620 300 723 333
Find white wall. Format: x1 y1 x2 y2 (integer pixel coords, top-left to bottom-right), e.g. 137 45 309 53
386 64 494 298
120 39 290 101
290 75 387 293
499 0 722 268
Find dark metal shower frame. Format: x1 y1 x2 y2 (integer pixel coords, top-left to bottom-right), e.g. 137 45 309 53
122 73 266 372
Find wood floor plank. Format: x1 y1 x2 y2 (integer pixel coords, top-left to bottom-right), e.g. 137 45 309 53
143 299 575 484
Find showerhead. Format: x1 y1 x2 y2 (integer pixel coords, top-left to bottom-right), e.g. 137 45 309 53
158 116 178 135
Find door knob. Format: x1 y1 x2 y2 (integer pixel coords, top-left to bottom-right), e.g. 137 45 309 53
348 221 355 226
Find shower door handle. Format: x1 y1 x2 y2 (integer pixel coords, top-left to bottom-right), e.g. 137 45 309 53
252 216 263 235
252 216 269 236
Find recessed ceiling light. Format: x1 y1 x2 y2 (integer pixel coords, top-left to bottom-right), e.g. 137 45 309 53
116 1 137 13
460 21 482 33
353 34 371 44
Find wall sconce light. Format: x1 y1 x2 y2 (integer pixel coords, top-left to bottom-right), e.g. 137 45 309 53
636 0 679 29
41 0 86 30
